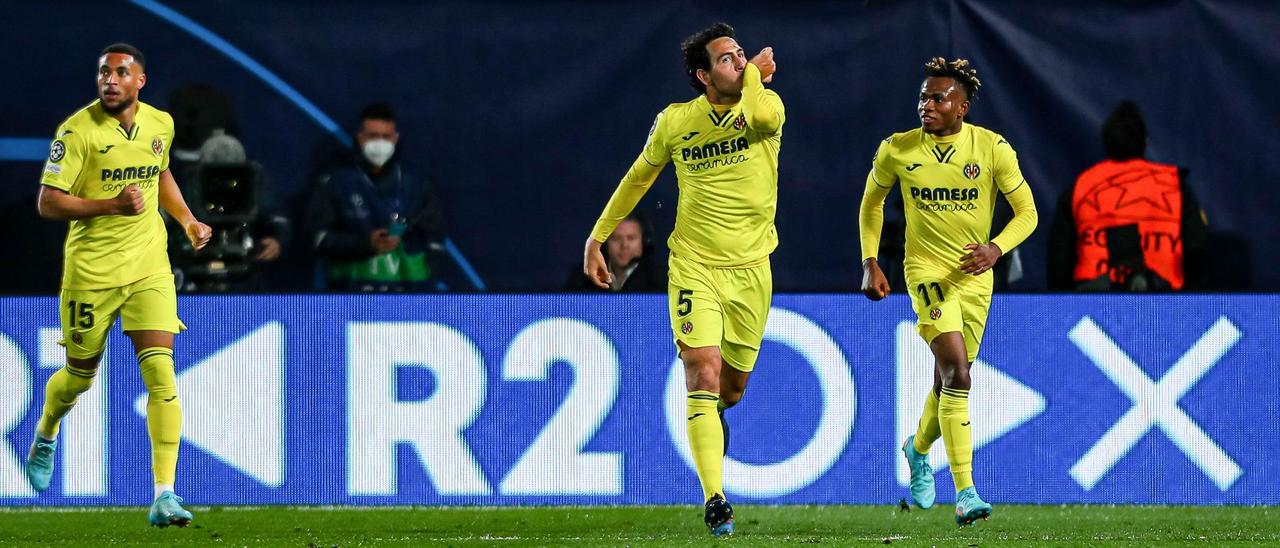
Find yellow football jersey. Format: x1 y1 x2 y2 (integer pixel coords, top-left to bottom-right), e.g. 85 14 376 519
592 63 784 267
860 123 1035 292
40 100 174 290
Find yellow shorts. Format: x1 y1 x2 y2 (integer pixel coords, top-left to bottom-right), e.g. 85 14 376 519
59 272 186 359
907 276 991 363
668 253 772 372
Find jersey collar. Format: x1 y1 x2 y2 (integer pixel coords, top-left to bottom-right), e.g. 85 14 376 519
92 100 143 140
698 94 739 128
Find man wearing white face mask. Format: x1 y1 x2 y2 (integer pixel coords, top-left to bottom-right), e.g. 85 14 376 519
306 103 447 291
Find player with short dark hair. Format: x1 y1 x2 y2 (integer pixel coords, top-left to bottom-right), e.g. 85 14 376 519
583 22 782 536
859 57 1038 526
27 42 211 527
100 42 146 72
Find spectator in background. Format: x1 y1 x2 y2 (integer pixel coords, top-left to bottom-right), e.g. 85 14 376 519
1048 101 1208 291
565 212 666 292
307 103 446 292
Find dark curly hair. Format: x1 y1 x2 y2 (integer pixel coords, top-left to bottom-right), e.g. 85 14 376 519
924 57 981 101
681 23 736 94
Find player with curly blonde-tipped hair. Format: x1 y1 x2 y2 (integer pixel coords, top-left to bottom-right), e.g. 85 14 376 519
858 57 1038 526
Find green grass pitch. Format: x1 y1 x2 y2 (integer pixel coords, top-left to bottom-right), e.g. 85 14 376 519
1 505 1277 546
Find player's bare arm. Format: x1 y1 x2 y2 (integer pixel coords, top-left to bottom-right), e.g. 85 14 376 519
37 184 144 220
959 242 1002 275
861 258 890 300
157 169 212 250
583 238 611 289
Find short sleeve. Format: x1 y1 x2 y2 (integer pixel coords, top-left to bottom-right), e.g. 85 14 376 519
40 126 85 192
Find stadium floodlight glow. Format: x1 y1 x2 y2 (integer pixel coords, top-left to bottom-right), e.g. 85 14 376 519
1067 316 1242 491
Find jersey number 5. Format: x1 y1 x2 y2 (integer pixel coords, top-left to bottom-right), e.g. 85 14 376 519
676 290 693 317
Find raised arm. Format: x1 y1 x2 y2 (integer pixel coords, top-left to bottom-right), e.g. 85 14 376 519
740 59 783 135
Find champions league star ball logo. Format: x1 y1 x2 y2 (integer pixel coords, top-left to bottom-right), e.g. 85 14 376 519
733 113 746 130
930 308 942 320
152 136 163 156
963 162 981 180
49 140 66 162
681 321 694 335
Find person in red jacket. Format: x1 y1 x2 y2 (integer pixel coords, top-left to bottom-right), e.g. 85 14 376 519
1048 101 1208 291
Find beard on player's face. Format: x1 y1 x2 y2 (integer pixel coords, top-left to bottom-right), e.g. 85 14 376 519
705 71 743 100
100 94 135 115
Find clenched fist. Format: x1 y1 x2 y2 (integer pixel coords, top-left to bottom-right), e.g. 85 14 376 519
861 258 890 301
113 184 145 216
749 47 777 83
185 220 213 250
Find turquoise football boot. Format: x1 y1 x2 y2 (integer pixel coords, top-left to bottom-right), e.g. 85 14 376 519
26 436 57 493
954 486 993 526
149 491 194 528
901 435 935 509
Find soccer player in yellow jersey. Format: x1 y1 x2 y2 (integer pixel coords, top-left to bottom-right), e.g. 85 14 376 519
859 58 1037 526
583 22 782 536
26 43 212 527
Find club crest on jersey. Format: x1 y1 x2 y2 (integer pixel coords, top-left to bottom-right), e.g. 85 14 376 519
152 136 163 156
732 113 746 130
963 162 981 180
49 140 66 163
681 321 694 335
930 308 942 320
71 332 83 344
